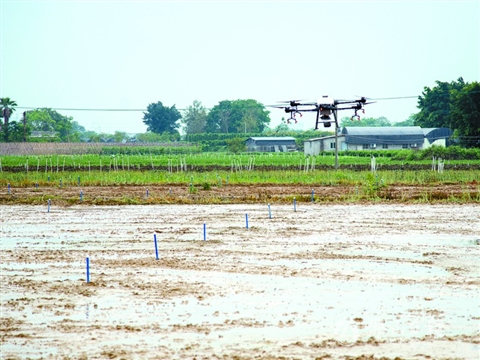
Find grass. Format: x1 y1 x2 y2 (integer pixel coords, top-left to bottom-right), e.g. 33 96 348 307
1 152 479 204
1 167 479 188
2 152 480 170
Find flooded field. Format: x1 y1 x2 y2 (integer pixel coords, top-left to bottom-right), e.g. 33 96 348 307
1 203 480 359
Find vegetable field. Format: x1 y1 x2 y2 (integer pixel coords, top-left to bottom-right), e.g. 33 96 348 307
1 151 479 205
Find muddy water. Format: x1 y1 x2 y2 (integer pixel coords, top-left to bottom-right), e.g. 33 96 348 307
1 204 480 359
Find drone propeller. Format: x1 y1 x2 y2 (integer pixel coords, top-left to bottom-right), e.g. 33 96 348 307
354 96 377 103
268 104 290 109
276 99 306 107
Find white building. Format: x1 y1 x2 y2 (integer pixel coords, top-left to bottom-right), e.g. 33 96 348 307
304 127 452 155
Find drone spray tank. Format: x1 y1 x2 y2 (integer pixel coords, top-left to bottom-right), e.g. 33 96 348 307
317 95 335 127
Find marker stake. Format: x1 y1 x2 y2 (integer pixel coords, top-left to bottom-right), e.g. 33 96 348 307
154 234 159 260
86 257 90 283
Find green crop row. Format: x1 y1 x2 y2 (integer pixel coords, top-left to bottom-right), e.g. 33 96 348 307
1 168 479 188
2 150 480 170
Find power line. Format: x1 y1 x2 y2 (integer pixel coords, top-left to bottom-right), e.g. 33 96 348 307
16 107 149 112
13 89 480 113
370 96 418 100
15 97 419 112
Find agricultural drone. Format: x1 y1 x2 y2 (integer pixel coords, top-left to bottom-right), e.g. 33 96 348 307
270 96 375 129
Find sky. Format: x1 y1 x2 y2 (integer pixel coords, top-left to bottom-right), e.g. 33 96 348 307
1 0 479 134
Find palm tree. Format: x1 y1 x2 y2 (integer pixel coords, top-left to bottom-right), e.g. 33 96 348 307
0 97 18 132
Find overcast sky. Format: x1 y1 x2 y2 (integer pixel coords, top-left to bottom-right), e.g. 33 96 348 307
1 0 479 134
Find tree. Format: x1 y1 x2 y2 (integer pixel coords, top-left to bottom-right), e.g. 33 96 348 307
271 119 290 134
26 108 81 142
340 116 392 127
42 108 75 141
28 109 56 132
206 99 270 134
143 101 181 135
83 130 102 142
0 97 18 133
393 114 416 127
113 131 128 143
70 121 86 142
136 132 164 142
450 82 480 147
415 77 480 147
0 120 25 142
415 77 466 128
182 100 207 134
226 137 247 153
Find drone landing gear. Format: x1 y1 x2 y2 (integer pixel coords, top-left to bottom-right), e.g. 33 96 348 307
351 109 365 121
287 111 302 124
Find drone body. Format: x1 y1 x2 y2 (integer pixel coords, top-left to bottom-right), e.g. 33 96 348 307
270 96 374 129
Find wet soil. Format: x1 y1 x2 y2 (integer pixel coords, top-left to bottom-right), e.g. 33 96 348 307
1 183 479 206
1 199 480 359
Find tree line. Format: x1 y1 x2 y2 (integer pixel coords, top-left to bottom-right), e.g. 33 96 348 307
1 77 479 147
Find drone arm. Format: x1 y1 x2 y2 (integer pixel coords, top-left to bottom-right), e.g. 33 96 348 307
315 109 321 130
335 105 362 111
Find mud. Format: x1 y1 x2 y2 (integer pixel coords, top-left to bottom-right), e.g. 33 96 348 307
2 183 480 205
1 202 480 359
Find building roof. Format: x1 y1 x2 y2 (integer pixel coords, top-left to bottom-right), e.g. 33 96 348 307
30 131 57 138
422 128 452 143
342 126 424 136
341 126 425 145
304 135 337 142
247 137 296 141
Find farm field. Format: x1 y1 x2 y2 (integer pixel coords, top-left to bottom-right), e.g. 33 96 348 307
1 154 480 205
1 150 480 359
1 203 479 359
2 151 480 170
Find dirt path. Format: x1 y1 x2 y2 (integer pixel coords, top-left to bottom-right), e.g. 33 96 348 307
1 202 479 359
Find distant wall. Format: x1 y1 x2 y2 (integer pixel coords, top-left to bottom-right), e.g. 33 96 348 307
0 142 188 156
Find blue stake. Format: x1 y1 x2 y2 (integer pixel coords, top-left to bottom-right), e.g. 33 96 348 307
294 197 297 212
47 199 51 213
80 190 83 202
60 179 62 187
146 189 149 198
311 189 315 202
245 213 249 229
86 257 90 283
7 183 11 195
154 234 159 260
268 203 272 219
35 183 39 190
203 222 206 241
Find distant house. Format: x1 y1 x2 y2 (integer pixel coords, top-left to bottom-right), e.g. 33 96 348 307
30 131 58 139
246 137 297 152
304 127 452 155
422 128 452 147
